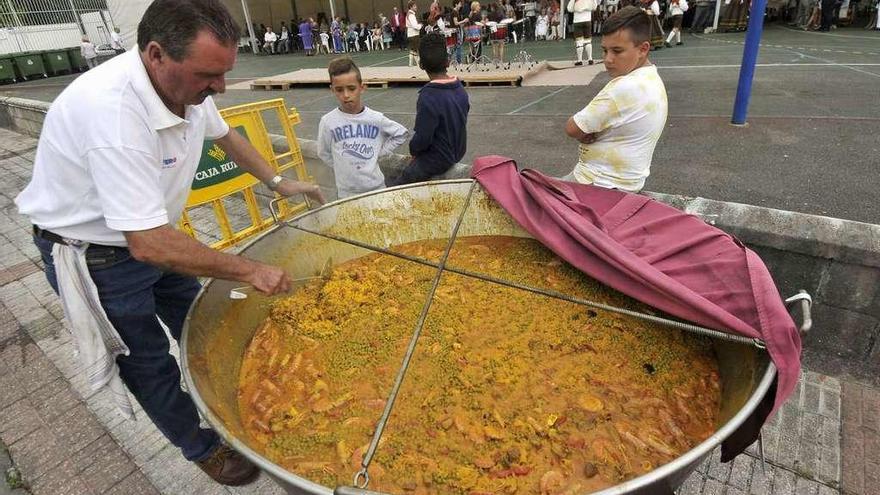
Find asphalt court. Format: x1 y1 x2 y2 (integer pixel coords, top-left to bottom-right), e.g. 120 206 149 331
1 24 878 223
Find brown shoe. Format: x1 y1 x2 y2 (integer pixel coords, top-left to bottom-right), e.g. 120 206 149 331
195 444 259 486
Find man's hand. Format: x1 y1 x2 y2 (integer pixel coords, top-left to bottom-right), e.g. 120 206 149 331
246 263 292 295
274 178 326 205
125 226 293 295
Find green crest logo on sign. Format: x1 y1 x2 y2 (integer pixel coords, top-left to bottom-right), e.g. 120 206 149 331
192 126 248 189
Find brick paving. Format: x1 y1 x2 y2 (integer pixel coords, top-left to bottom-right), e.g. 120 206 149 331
0 125 870 494
840 381 880 495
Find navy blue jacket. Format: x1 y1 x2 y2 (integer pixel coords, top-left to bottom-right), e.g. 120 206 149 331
409 79 469 168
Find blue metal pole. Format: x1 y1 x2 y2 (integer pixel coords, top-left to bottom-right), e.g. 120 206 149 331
731 0 769 125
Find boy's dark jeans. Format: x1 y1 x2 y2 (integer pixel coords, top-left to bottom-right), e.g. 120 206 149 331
34 235 219 462
387 157 454 186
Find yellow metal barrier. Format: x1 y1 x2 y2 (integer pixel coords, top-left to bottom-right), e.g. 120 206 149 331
177 99 313 250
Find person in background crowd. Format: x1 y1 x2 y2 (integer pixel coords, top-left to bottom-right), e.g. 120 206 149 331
690 0 715 32
392 6 407 49
300 17 316 56
372 22 384 50
16 0 324 488
486 1 506 61
80 36 98 69
563 6 667 192
278 24 290 53
332 16 343 53
451 0 467 63
468 1 484 61
504 0 517 18
257 22 266 50
664 0 687 46
536 7 550 38
549 0 562 39
381 13 394 48
819 0 837 30
871 0 880 29
358 22 371 51
429 0 443 24
568 0 596 65
319 29 331 53
290 18 302 51
346 22 360 51
718 0 750 31
642 0 664 49
110 27 126 54
263 26 277 53
278 21 288 51
804 0 822 29
407 1 424 65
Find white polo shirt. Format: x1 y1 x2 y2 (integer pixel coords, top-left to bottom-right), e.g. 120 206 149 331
15 50 229 247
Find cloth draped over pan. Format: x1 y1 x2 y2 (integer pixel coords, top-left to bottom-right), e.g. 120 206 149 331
470 155 801 461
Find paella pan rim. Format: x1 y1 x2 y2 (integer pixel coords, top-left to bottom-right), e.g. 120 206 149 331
180 179 777 495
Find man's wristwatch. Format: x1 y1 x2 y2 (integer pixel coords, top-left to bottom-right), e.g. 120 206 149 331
267 175 284 191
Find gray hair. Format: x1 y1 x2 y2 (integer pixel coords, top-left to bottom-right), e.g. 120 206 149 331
137 0 240 61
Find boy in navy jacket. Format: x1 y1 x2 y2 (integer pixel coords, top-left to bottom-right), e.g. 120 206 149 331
388 32 470 185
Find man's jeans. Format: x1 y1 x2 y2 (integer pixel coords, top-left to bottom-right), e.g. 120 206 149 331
34 235 219 462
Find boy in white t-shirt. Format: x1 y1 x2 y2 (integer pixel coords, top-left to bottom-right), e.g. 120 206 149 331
563 6 668 192
317 58 408 198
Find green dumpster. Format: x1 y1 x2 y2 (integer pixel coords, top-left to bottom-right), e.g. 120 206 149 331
0 58 16 83
42 49 72 76
13 52 47 80
67 47 87 72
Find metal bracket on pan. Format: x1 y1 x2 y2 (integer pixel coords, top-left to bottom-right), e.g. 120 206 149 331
268 193 314 224
785 290 813 336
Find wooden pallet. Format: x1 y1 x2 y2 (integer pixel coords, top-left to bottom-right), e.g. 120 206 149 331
250 81 293 90
249 64 538 90
461 77 521 87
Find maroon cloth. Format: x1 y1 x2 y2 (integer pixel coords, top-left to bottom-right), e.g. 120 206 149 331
471 156 802 459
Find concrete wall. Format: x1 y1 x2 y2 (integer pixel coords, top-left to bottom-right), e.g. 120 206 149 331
3 96 878 385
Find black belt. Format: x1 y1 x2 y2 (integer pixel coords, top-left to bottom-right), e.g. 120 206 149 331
33 225 72 245
32 226 118 250
33 226 130 268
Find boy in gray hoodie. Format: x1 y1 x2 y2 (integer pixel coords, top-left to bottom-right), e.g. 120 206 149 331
317 58 408 198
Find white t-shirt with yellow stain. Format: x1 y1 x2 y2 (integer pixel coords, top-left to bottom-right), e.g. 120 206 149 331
570 64 668 192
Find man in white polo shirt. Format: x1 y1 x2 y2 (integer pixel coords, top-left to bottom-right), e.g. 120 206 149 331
15 0 322 486
563 6 668 192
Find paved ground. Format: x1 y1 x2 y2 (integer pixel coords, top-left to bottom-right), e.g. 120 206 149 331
1 25 878 224
0 124 877 495
1 23 879 495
